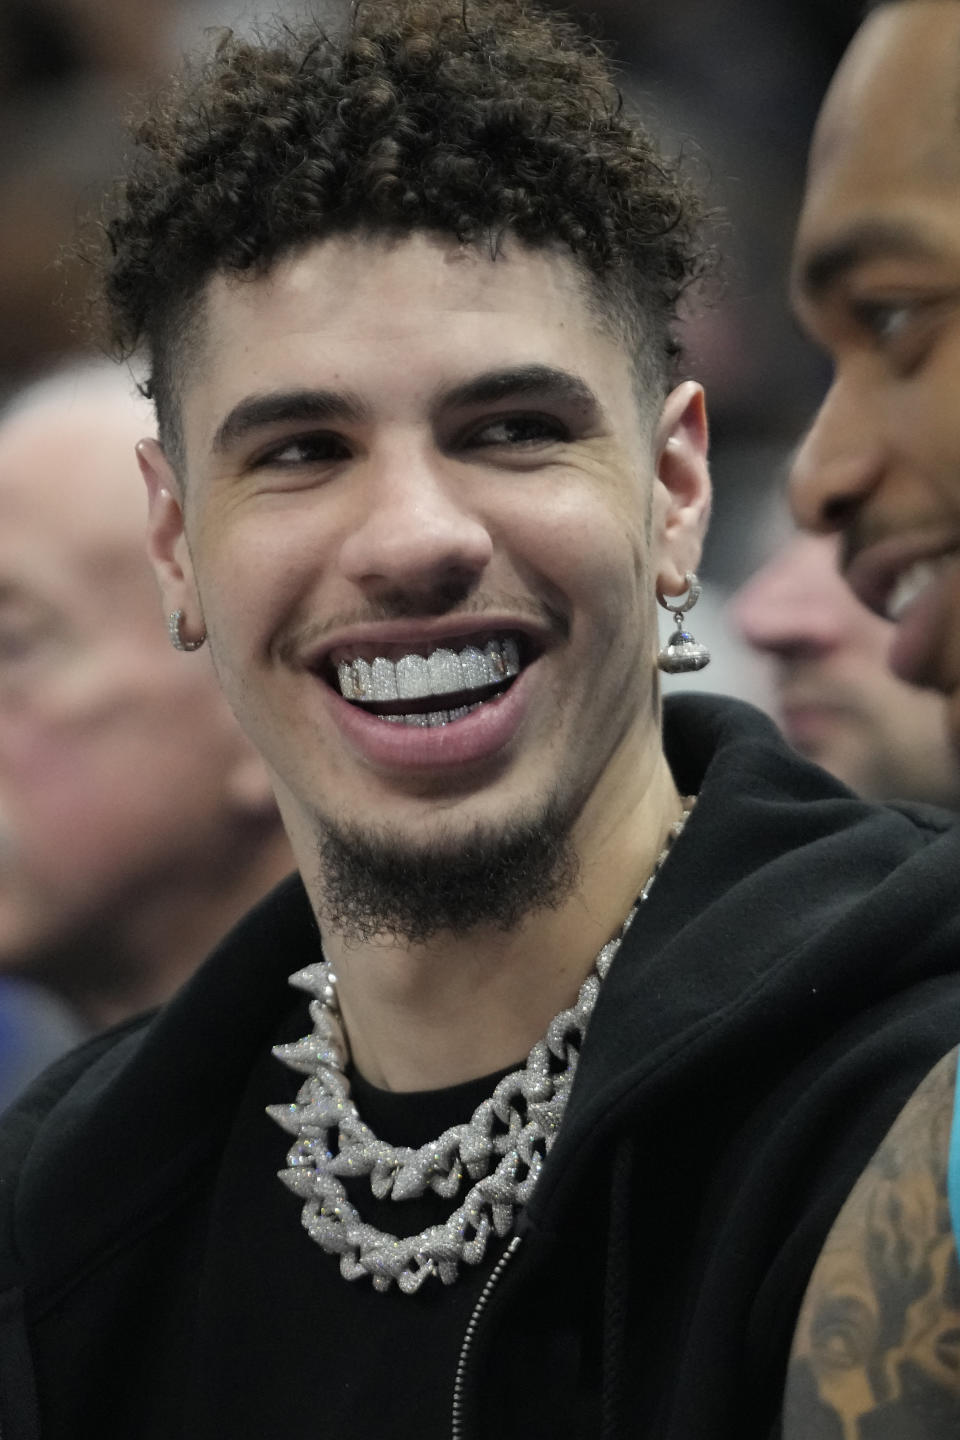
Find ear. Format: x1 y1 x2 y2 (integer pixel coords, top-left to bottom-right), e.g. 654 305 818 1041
651 381 711 597
137 438 203 627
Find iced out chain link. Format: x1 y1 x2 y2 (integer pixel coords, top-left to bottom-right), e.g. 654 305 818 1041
268 801 693 1293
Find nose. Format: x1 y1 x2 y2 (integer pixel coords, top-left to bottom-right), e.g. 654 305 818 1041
789 377 886 535
338 437 494 603
730 533 844 658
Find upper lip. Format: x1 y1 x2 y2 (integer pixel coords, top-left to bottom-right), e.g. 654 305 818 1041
842 530 960 618
298 615 554 676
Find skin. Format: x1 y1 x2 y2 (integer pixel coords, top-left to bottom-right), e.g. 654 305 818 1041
789 0 960 750
731 528 960 804
786 8 960 1434
784 1045 960 1440
140 231 711 1090
0 370 292 1027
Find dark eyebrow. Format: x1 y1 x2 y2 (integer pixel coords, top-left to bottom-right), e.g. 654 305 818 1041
797 220 942 301
211 365 603 456
210 387 371 454
437 364 603 417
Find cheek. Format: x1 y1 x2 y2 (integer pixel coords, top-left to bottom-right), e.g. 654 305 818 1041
0 699 136 828
511 476 651 596
0 728 130 902
192 501 327 649
895 376 960 514
935 420 960 517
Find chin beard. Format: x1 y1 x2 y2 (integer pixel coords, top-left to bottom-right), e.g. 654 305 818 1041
313 795 580 946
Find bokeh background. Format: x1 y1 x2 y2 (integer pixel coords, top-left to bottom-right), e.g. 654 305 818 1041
0 0 863 605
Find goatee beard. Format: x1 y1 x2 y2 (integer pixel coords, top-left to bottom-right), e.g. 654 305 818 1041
313 795 580 946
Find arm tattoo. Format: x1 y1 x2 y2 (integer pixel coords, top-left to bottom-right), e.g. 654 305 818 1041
783 1045 960 1440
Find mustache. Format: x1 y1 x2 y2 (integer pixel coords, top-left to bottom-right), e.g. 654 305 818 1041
838 515 881 576
279 589 570 662
837 507 956 575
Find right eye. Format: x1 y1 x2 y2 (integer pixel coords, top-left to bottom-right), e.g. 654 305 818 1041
252 432 351 468
851 299 914 344
847 294 948 377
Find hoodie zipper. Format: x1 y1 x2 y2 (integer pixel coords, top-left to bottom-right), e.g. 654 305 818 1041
451 1234 523 1440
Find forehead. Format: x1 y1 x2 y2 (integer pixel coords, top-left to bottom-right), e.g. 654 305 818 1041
0 403 148 582
182 233 637 453
793 2 960 291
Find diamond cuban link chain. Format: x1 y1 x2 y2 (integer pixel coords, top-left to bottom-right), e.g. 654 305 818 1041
268 799 694 1294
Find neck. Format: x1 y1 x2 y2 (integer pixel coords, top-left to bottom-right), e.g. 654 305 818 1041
321 751 685 1092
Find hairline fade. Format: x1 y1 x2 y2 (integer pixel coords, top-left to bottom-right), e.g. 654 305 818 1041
94 0 710 474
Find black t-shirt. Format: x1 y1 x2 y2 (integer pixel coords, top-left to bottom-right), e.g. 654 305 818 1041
191 999 524 1437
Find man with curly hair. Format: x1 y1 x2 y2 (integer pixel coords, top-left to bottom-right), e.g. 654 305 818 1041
3 3 960 1438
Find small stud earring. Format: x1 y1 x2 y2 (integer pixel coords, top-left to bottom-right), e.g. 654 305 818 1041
656 572 710 673
169 609 206 652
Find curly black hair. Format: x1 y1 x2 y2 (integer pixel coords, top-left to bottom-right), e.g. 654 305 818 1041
100 0 707 464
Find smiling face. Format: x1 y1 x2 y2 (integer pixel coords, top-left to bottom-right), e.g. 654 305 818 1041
142 233 708 925
789 1 960 747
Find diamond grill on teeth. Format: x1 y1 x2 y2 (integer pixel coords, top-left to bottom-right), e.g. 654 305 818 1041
337 637 520 703
379 703 480 728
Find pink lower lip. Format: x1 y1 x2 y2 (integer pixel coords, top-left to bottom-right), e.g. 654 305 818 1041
321 667 532 771
888 579 949 687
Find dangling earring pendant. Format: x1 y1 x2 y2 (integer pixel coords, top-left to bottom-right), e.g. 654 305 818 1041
169 609 206 652
657 572 711 674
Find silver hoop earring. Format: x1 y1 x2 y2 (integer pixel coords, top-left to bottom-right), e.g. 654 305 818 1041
169 609 206 652
656 572 710 674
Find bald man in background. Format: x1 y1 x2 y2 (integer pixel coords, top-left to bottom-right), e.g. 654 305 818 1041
0 363 293 1079
732 525 960 806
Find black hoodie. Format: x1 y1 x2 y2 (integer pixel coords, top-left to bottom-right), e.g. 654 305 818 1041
2 695 960 1440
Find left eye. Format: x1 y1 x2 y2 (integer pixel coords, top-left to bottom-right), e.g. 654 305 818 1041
466 415 568 447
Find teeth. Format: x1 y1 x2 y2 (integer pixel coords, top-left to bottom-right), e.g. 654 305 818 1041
371 656 399 702
459 644 488 688
395 653 430 700
336 637 521 703
485 638 506 679
886 560 943 621
353 657 373 700
338 664 359 701
377 701 484 727
427 648 462 695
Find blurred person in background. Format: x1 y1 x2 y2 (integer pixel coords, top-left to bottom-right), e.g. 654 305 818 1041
732 524 960 805
784 2 960 1434
0 362 293 1061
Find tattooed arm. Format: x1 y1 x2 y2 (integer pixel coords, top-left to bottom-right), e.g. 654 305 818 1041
783 1045 960 1440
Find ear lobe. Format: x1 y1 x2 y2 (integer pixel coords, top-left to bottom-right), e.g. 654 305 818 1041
653 381 712 596
137 438 201 617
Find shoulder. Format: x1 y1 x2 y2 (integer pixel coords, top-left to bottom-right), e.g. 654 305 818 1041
0 1017 151 1269
784 1044 960 1439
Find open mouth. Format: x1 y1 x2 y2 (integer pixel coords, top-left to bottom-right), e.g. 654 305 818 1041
325 634 529 728
885 555 957 622
847 539 960 622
